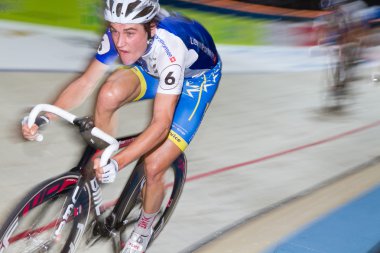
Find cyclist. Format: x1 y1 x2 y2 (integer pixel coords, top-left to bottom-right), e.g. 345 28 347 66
316 0 369 98
21 0 222 252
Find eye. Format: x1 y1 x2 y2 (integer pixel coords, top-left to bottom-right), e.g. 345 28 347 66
126 31 135 37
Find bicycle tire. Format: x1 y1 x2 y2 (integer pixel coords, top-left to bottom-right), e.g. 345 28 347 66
323 48 344 108
114 153 187 248
0 172 91 253
323 43 361 109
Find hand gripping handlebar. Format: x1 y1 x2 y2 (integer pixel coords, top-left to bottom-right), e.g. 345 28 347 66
27 104 119 167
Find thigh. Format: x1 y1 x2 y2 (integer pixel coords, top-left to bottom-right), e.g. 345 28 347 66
168 60 222 151
100 67 141 106
128 66 160 101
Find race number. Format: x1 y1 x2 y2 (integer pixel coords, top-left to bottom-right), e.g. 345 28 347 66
159 64 182 91
97 34 110 55
165 71 176 85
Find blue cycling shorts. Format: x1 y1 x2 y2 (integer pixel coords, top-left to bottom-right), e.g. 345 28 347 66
129 60 222 151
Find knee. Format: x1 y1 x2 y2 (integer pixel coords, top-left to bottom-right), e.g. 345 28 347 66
97 70 140 112
97 81 122 112
144 160 166 186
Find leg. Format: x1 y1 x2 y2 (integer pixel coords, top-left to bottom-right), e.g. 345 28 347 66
142 139 182 213
122 140 181 253
94 68 141 135
123 61 221 252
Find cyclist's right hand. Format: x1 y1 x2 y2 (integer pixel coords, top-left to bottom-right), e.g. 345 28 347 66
94 158 119 183
21 115 49 141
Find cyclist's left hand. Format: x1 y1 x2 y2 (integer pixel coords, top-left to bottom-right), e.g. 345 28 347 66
94 158 119 183
21 115 50 141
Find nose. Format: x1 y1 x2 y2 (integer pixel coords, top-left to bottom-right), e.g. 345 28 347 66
116 34 126 48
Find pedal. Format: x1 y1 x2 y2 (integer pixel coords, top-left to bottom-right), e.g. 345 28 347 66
86 229 118 248
85 216 119 247
85 220 102 247
86 234 102 247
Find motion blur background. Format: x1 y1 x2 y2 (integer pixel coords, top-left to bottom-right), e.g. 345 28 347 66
1 1 380 253
2 0 380 48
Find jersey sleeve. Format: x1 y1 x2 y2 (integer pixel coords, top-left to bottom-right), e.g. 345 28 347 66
156 32 188 95
95 29 119 65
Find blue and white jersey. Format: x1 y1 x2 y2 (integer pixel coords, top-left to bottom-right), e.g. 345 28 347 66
96 11 219 95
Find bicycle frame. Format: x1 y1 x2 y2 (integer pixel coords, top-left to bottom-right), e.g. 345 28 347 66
0 134 140 251
74 134 144 237
1 104 187 252
50 135 138 248
48 133 186 250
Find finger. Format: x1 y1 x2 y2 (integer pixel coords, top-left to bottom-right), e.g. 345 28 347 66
23 126 38 137
25 136 37 141
23 132 38 141
95 167 104 175
23 130 37 138
96 173 102 182
93 158 100 169
30 124 38 133
21 124 30 134
95 169 103 181
22 124 38 135
93 158 103 181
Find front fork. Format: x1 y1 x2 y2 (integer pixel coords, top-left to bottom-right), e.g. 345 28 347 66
54 184 82 238
89 177 117 238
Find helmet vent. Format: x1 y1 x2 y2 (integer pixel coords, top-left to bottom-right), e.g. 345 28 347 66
104 0 159 23
133 6 154 20
107 0 114 12
126 0 142 17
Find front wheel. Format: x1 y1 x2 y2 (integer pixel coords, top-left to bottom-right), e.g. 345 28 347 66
0 173 91 253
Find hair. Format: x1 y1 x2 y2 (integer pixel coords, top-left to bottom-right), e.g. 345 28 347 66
143 15 160 40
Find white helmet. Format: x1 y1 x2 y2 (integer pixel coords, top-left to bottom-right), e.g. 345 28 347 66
104 0 160 24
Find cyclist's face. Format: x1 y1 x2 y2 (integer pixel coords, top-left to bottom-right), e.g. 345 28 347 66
110 23 150 65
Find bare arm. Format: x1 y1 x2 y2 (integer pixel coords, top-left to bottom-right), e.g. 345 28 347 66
47 59 109 120
113 93 179 169
22 59 109 140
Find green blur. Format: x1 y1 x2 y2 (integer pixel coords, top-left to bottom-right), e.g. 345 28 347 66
0 0 104 32
0 0 266 45
169 7 266 45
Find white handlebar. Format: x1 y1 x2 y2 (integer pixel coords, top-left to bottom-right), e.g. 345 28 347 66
90 128 119 167
28 104 119 167
28 104 76 127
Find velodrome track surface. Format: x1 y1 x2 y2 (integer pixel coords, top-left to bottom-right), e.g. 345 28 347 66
1 20 380 252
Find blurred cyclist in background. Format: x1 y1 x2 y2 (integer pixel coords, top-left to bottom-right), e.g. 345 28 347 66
316 0 370 97
317 0 369 47
21 0 222 252
318 0 380 85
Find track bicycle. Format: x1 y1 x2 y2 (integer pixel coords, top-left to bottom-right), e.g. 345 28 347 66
0 104 187 253
323 41 362 109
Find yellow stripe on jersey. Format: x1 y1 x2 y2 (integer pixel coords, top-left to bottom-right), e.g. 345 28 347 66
130 67 147 102
168 130 188 151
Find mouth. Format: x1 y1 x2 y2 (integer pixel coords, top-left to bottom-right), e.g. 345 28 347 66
118 48 129 55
